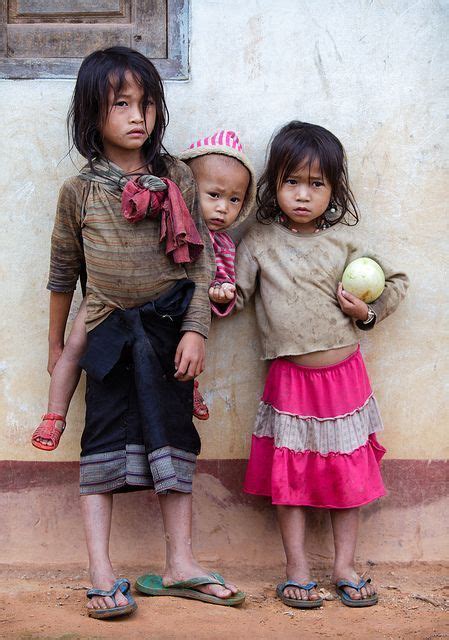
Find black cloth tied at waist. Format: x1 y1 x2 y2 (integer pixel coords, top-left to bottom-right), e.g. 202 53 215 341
79 278 200 455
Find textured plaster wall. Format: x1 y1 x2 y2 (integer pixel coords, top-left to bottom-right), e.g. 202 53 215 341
0 0 447 463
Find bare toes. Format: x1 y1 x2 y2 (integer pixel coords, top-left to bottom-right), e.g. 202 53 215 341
224 582 238 595
115 590 129 606
362 582 376 598
88 592 126 610
202 584 232 599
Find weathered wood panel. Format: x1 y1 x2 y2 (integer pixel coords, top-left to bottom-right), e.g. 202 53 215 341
9 0 130 23
0 1 7 56
12 1 125 17
8 23 165 58
133 0 166 59
0 0 189 79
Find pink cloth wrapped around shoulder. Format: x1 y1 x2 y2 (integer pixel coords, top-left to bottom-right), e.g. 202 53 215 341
122 177 204 264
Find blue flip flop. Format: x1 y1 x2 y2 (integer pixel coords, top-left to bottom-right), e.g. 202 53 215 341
87 577 137 619
276 580 323 609
336 577 378 607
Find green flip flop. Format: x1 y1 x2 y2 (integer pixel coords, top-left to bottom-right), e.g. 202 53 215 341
135 572 245 606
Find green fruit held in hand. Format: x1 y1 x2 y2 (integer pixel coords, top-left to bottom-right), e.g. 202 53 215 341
342 257 385 303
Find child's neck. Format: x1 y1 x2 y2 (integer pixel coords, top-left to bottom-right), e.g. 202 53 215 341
104 149 148 176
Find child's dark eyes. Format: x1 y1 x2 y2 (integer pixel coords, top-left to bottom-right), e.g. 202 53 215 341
207 193 240 203
285 177 325 187
113 99 153 109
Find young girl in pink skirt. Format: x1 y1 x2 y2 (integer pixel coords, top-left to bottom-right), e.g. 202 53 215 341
233 121 409 608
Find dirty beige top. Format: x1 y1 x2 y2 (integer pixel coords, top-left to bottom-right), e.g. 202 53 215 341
47 157 215 336
235 220 409 359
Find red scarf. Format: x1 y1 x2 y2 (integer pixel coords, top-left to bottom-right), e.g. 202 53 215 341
121 177 203 264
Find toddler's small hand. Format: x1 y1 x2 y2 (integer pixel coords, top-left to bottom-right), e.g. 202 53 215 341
337 282 369 321
208 282 236 304
221 282 236 299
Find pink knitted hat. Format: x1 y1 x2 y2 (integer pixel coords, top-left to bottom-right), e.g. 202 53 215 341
178 130 256 228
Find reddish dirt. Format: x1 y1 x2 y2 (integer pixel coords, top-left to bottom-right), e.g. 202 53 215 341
1 562 448 640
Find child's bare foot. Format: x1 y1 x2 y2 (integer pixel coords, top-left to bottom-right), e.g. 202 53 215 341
332 566 377 602
163 560 238 600
280 577 321 603
279 560 321 603
86 569 129 612
31 413 66 451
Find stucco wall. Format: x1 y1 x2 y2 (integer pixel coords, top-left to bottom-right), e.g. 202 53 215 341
1 0 447 463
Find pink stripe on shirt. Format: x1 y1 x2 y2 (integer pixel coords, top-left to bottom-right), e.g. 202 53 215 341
209 230 236 317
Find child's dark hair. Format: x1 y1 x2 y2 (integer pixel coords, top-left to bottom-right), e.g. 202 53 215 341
257 121 359 227
68 46 169 174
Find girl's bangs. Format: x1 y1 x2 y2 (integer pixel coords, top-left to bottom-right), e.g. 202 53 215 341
107 66 152 102
277 142 324 185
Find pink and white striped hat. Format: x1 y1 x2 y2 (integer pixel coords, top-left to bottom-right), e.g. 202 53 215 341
178 129 256 228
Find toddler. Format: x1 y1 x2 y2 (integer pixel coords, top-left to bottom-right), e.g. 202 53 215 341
179 130 256 418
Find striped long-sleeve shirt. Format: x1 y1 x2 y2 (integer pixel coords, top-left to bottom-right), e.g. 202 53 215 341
47 157 215 336
209 230 236 318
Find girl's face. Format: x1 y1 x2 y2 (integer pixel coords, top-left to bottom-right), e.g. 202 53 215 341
276 158 332 233
101 71 157 164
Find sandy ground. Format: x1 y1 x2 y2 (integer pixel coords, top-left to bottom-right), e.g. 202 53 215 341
1 562 448 640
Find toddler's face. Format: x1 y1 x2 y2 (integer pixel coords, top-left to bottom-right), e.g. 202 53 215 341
276 158 332 234
192 155 250 232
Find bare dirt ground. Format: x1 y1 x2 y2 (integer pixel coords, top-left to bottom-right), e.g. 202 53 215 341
1 562 448 640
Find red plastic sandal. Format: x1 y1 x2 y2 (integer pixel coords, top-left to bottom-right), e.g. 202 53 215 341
193 380 209 420
31 413 66 451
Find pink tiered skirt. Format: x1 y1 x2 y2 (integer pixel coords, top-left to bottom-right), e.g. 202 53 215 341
243 347 386 508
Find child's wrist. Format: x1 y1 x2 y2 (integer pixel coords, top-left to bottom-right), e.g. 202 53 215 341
48 336 64 348
362 305 376 324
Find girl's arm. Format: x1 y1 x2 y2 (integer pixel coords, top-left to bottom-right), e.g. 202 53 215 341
167 161 214 380
47 291 74 374
366 263 409 326
47 178 85 294
344 240 409 329
46 178 85 370
234 237 259 311
174 162 215 338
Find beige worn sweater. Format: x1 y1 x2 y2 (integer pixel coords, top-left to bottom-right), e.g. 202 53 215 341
235 221 409 359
